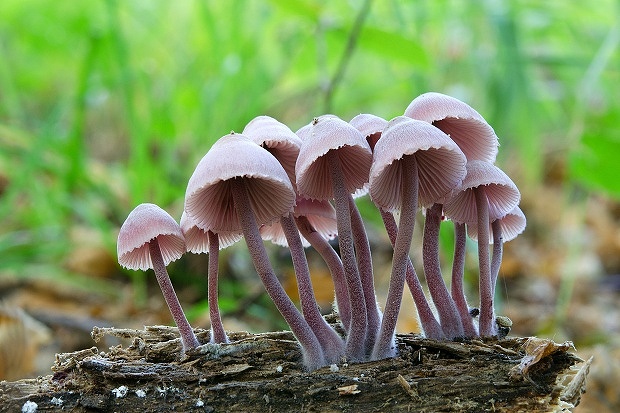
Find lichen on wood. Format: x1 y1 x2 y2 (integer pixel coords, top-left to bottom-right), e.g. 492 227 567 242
0 325 589 412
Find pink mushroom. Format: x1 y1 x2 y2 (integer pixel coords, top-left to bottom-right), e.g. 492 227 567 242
296 115 377 361
243 116 345 363
369 116 466 358
117 203 200 353
404 92 499 163
444 160 521 336
467 205 526 296
180 212 242 344
351 113 444 340
184 133 325 370
406 92 501 338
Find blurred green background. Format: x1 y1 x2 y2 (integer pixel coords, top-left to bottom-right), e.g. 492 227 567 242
0 1 619 407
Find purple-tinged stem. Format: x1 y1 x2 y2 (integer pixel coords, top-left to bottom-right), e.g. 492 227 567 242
373 156 418 360
230 178 325 370
422 203 464 339
348 194 382 355
296 216 351 333
327 151 367 361
450 222 479 337
491 219 503 295
474 187 496 337
280 213 345 363
148 238 200 352
207 230 229 344
379 208 445 339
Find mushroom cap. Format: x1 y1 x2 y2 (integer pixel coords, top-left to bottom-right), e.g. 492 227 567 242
180 211 242 253
369 116 467 211
117 203 186 271
404 92 499 163
467 205 526 243
242 116 302 188
296 115 373 200
184 133 296 233
260 196 338 247
349 113 388 151
443 160 521 224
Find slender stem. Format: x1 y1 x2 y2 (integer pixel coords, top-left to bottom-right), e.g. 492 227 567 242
327 151 367 361
451 222 479 337
474 187 496 337
348 194 381 355
230 178 325 370
373 156 418 359
207 230 229 344
296 216 351 333
491 220 503 295
422 204 464 339
280 213 345 363
380 209 445 339
148 238 200 352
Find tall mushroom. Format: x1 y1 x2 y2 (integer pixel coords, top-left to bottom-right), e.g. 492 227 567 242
180 212 242 344
444 160 521 336
184 133 325 370
351 113 444 340
117 203 200 353
405 91 500 338
370 116 466 359
243 116 345 363
296 115 377 361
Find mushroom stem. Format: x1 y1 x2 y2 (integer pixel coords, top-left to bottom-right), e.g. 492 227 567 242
348 194 382 355
296 216 351 333
148 238 200 352
491 219 503 294
207 230 229 344
422 203 464 339
379 208 445 339
373 156 419 360
280 213 345 363
230 178 325 370
474 187 496 337
450 222 479 337
326 151 367 361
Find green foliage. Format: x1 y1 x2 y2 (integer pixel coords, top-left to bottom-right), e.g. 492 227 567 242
0 0 618 316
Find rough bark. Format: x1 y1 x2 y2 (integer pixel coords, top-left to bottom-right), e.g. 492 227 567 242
0 321 590 413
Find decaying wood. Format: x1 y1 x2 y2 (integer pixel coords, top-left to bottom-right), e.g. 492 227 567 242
0 324 590 412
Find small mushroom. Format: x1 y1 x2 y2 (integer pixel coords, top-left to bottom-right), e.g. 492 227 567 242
444 160 521 336
369 116 466 358
467 205 526 294
404 92 499 163
117 203 200 352
243 116 344 363
180 212 242 344
185 133 325 370
351 113 444 340
296 115 376 361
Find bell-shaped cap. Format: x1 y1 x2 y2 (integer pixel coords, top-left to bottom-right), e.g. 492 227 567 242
180 211 242 253
184 133 295 233
349 113 388 151
260 196 338 247
117 203 186 271
296 115 372 200
242 116 302 189
444 160 521 224
405 92 498 163
369 116 467 211
467 205 526 243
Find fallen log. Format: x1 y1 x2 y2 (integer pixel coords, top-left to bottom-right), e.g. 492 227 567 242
0 324 590 412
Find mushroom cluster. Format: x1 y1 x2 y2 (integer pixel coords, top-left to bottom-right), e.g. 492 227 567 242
117 92 526 369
